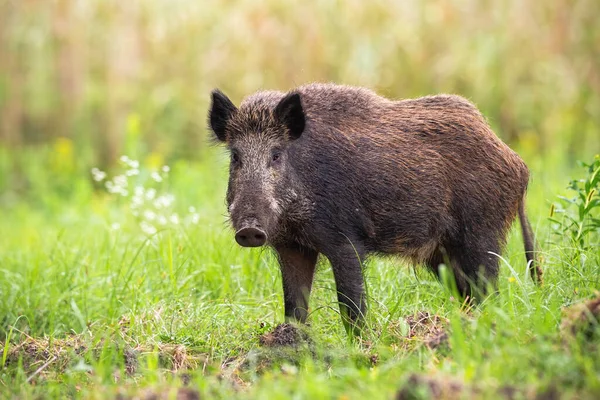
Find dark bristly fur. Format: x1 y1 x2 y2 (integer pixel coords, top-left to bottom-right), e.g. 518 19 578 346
208 83 542 333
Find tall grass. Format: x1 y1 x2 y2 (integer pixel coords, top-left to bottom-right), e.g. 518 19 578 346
1 148 599 398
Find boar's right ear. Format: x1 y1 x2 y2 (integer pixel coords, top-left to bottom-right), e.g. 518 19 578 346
274 92 305 140
209 89 237 142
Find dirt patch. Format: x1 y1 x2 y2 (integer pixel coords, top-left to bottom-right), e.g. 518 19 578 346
219 348 303 389
117 387 200 400
217 323 316 382
123 347 139 376
396 373 559 400
369 353 379 366
4 336 207 383
259 323 312 348
396 373 466 400
389 312 449 350
560 293 600 341
3 335 86 378
218 356 251 390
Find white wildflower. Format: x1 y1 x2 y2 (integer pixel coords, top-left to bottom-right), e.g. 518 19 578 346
153 197 165 209
91 168 107 182
97 155 196 236
131 195 143 208
105 180 127 196
143 210 156 221
151 172 163 182
140 221 157 235
154 194 174 209
113 175 127 189
145 188 156 200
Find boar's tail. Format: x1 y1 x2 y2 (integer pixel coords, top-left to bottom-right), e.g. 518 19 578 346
518 197 543 284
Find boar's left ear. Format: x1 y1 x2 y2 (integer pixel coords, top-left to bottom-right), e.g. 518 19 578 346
274 92 305 140
209 89 237 142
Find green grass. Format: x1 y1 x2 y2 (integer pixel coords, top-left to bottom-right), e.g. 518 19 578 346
1 149 599 399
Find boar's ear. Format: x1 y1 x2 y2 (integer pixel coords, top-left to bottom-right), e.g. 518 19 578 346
209 89 237 142
274 92 305 140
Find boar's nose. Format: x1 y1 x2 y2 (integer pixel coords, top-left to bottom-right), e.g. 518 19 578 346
235 227 267 247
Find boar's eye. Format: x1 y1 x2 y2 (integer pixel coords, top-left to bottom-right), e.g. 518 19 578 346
231 150 240 164
270 150 282 166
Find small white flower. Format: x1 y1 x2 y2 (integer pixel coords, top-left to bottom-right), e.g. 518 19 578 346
188 206 196 213
130 160 140 169
145 188 156 200
140 221 157 235
161 165 170 173
153 197 165 209
169 214 180 225
157 216 168 225
134 186 144 196
143 210 156 221
151 172 163 182
131 195 143 208
154 194 175 209
113 175 127 188
111 223 121 230
91 168 107 182
120 155 130 163
190 213 200 224
126 168 139 176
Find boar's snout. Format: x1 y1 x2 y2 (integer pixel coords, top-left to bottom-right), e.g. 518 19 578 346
235 225 267 247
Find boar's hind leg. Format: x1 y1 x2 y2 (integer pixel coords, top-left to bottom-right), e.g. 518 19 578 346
323 243 367 335
452 238 501 300
275 244 319 323
426 247 471 297
427 241 500 301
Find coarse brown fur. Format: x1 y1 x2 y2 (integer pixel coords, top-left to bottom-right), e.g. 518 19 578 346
209 83 542 333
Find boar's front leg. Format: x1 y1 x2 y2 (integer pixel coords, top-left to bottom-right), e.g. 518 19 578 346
275 244 319 323
323 243 367 335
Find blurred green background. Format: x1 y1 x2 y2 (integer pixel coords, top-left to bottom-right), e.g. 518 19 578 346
0 0 599 198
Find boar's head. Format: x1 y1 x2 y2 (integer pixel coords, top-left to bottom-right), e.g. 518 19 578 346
209 89 305 247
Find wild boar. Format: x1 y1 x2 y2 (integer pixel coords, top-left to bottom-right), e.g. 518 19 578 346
208 83 542 332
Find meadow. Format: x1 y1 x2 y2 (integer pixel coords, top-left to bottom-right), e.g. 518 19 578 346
1 1 600 399
1 142 599 399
